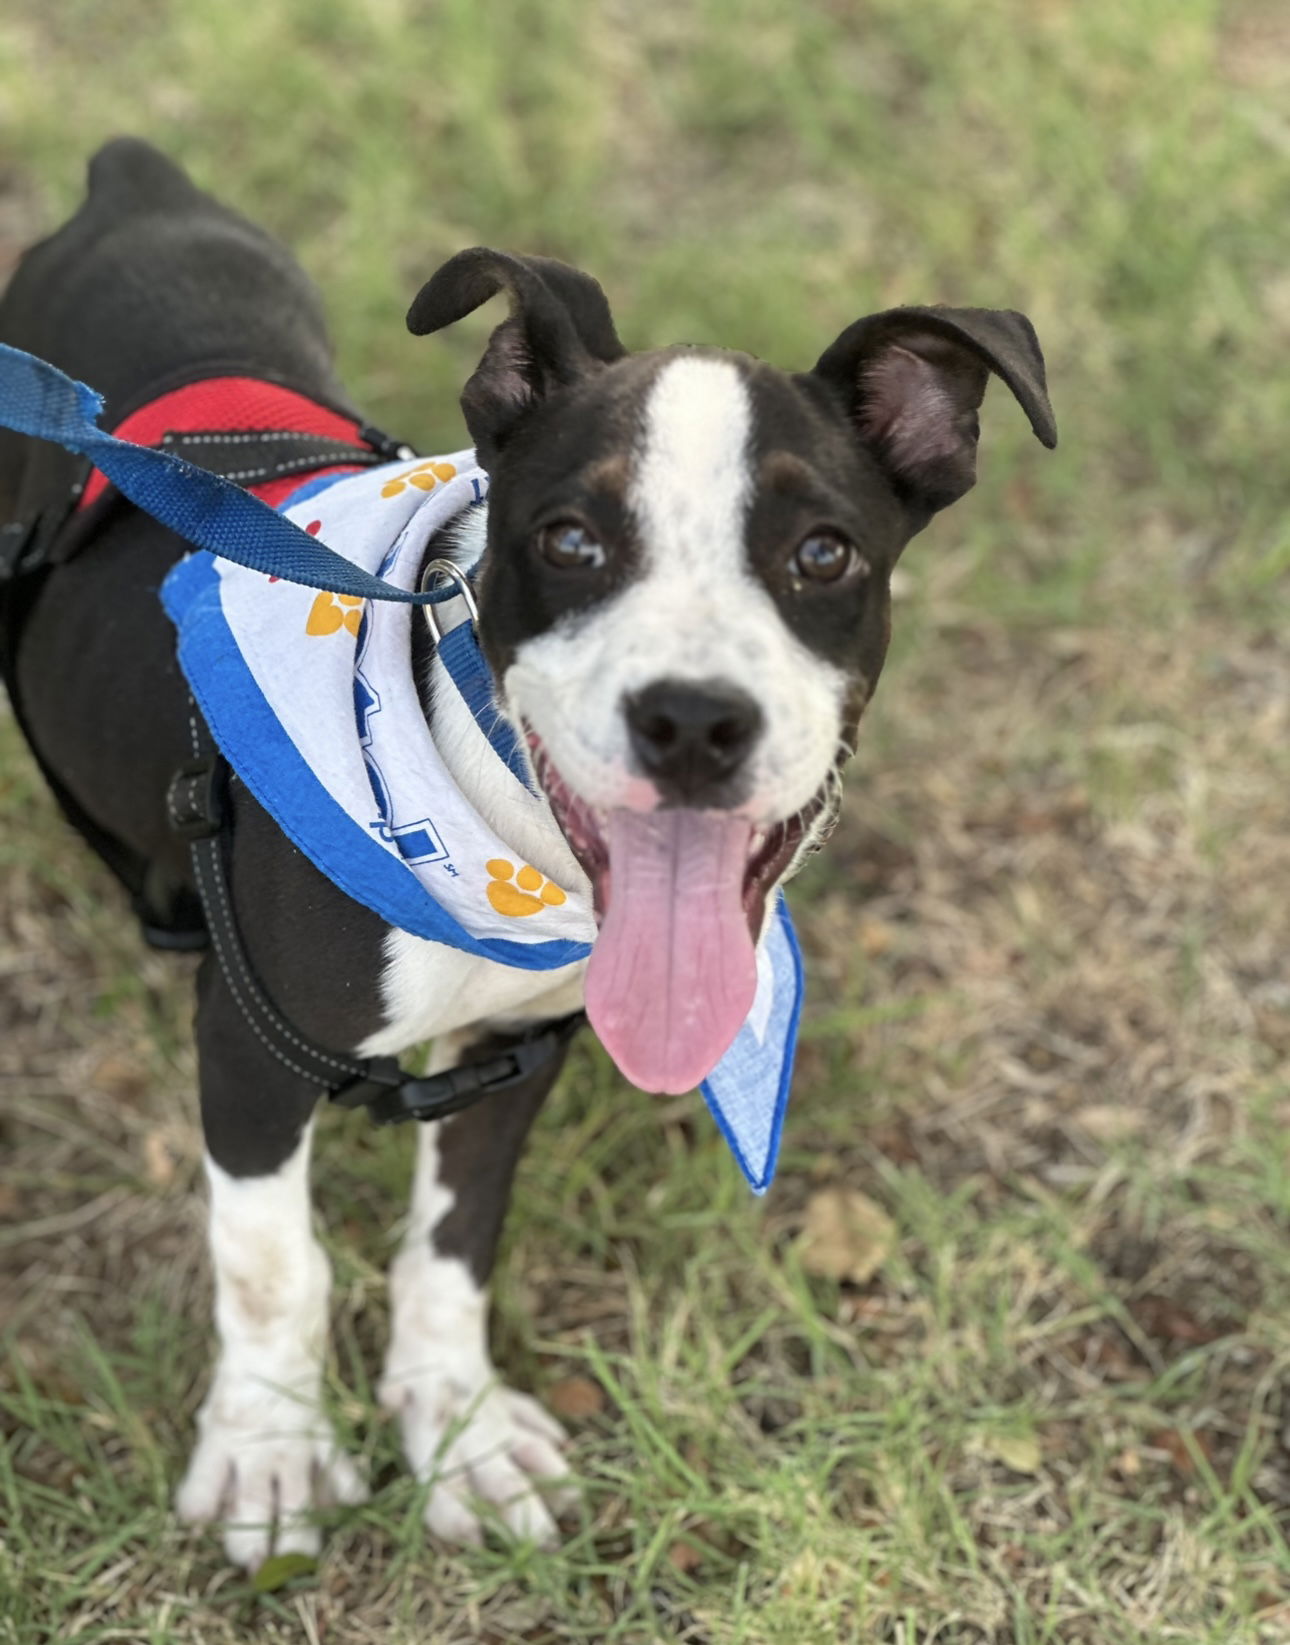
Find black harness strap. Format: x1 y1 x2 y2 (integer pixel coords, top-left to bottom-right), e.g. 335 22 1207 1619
169 707 584 1128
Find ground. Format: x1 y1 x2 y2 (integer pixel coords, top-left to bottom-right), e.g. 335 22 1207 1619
2 1 1290 1640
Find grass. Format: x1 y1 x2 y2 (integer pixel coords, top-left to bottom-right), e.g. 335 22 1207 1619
2 0 1290 1638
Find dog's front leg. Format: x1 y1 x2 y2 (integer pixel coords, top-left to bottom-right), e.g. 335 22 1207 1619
379 1029 576 1547
176 961 366 1569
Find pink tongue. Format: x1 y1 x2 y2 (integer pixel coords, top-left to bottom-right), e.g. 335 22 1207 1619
585 808 758 1094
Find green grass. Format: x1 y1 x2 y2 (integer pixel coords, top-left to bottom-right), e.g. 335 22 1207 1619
3 0 1290 1639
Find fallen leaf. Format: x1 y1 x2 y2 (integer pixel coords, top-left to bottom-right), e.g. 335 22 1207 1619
797 1188 896 1286
667 1539 703 1573
859 917 896 957
92 1053 147 1102
980 1430 1042 1475
546 1375 605 1419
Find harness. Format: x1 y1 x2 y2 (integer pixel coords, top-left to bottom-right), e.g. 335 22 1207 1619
0 361 582 1129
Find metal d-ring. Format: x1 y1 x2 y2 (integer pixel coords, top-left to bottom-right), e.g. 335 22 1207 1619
418 557 479 642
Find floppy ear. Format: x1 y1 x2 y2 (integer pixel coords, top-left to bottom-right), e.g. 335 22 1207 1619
811 306 1056 521
408 248 625 464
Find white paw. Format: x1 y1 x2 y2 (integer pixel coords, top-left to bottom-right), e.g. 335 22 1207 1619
380 1371 577 1548
176 1388 368 1571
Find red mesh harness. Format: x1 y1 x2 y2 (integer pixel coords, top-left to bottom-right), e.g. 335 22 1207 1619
78 375 395 511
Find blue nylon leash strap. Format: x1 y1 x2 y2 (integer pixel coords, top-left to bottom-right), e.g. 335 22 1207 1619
0 342 457 607
0 342 526 775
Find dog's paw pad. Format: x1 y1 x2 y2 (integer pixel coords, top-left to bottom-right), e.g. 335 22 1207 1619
380 460 457 499
485 858 567 917
305 591 363 637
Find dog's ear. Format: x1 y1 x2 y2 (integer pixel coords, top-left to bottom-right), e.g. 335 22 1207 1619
408 248 625 464
810 306 1056 521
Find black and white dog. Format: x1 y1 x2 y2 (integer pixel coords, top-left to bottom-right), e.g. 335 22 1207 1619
0 140 1055 1567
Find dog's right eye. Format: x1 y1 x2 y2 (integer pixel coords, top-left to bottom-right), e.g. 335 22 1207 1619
537 521 607 571
793 530 863 584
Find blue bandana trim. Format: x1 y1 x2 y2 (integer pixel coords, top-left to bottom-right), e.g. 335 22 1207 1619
699 897 802 1193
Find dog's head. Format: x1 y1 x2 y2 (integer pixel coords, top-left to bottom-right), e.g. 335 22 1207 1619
409 251 1056 1093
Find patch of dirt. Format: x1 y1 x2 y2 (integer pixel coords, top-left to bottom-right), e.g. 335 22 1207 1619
1221 2 1290 91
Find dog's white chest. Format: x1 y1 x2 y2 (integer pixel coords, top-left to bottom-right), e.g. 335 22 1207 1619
360 933 587 1055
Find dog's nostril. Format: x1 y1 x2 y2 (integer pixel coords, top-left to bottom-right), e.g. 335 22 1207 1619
709 715 750 753
638 713 679 750
626 679 764 795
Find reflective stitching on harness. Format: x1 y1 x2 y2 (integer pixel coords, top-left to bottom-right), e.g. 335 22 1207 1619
186 707 362 1084
190 847 326 1086
200 850 359 1077
161 431 374 448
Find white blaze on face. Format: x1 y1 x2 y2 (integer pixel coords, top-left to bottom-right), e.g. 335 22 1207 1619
504 353 846 822
629 353 756 601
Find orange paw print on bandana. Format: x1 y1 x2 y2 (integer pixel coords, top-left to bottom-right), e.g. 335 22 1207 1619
305 592 364 637
485 859 567 917
381 459 456 499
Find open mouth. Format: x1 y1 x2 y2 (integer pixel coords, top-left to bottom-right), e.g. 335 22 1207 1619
528 737 827 935
528 732 831 1095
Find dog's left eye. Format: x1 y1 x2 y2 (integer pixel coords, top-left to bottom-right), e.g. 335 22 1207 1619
793 531 864 584
538 521 607 571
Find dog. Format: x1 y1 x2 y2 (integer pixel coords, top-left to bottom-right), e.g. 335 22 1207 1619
0 138 1055 1568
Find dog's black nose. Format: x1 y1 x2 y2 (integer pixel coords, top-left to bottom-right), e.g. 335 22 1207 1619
625 679 764 801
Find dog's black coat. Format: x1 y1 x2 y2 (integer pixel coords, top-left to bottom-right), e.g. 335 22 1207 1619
0 141 555 1236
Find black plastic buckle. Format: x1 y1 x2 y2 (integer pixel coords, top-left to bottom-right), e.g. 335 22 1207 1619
166 758 225 839
329 1014 584 1127
357 423 418 463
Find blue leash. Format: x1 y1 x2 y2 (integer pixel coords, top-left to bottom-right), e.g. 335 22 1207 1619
0 340 531 778
0 342 457 607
